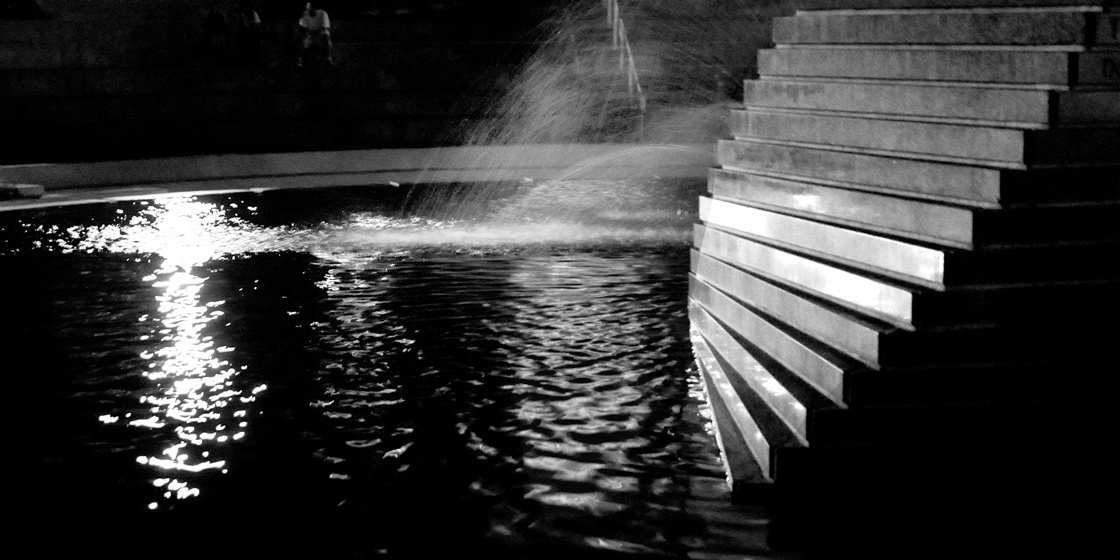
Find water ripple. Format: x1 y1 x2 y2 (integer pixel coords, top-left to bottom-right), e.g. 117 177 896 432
0 182 782 558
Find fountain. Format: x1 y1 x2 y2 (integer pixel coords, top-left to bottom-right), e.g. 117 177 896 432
0 1 809 558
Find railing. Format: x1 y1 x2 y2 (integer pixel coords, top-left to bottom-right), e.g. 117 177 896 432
603 0 647 114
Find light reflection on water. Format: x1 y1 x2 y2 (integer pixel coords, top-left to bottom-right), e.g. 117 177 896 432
0 180 781 558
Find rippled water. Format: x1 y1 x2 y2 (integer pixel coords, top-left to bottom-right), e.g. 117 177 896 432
0 180 780 559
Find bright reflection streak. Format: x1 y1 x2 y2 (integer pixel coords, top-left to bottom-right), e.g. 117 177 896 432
116 198 262 507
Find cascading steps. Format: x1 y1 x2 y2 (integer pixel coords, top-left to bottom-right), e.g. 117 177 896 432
710 168 1120 248
718 138 1120 206
758 46 1120 87
690 2 1120 534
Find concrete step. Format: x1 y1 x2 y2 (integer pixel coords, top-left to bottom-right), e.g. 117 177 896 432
695 239 1120 332
758 46 1120 87
731 108 1120 167
701 197 950 288
717 139 1120 207
744 79 1120 127
710 168 973 247
691 275 864 406
695 223 918 326
691 308 801 484
692 250 895 367
690 300 829 446
771 7 1118 47
718 138 1004 206
693 251 1120 370
694 222 1120 329
690 279 1119 452
691 305 1120 510
693 281 1120 447
710 168 1120 249
697 208 1120 290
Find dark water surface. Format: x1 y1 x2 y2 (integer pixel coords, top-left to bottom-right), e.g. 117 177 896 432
0 182 777 559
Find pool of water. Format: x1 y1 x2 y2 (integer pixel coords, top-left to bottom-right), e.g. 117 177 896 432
0 180 779 558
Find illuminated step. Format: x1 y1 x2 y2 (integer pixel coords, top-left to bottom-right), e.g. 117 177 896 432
700 196 947 286
691 324 775 488
694 223 916 325
689 280 1117 449
717 139 1120 207
690 276 862 405
696 218 1120 293
692 250 894 366
771 7 1119 47
695 226 1120 329
710 169 1120 249
691 306 812 477
689 299 836 448
758 46 1120 87
693 253 1120 370
743 79 1120 126
732 109 1120 167
710 169 973 247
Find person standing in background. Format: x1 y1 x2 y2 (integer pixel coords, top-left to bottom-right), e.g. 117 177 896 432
295 1 332 67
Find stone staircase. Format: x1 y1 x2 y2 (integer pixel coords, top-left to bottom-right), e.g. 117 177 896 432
691 0 1120 544
0 1 539 163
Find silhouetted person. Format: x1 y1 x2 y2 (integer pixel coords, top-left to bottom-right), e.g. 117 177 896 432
295 1 332 67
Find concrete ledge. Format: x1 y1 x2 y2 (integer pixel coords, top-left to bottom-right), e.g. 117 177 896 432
0 144 713 211
0 183 44 199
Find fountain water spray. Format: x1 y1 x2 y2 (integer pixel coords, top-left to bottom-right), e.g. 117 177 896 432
407 0 795 226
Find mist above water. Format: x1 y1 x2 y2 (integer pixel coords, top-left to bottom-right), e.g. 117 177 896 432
468 0 790 147
406 0 792 223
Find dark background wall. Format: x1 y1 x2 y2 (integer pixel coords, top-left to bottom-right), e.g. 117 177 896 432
0 1 546 164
